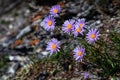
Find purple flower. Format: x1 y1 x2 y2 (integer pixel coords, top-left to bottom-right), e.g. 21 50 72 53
62 19 75 34
46 38 60 55
72 25 84 36
73 46 85 62
43 16 55 31
50 5 61 16
82 72 89 79
86 29 100 44
75 18 86 29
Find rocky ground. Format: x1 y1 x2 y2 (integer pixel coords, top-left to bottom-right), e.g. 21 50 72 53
0 0 120 80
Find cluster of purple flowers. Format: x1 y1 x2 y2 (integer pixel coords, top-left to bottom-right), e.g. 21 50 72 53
43 5 61 31
43 5 100 62
46 38 86 62
62 19 86 36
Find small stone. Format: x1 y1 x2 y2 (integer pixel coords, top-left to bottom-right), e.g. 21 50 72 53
9 24 13 29
41 51 49 56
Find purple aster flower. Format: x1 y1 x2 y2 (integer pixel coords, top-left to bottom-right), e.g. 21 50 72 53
43 16 55 31
50 5 61 16
62 19 75 34
46 38 60 55
73 46 85 62
86 29 100 44
75 18 86 29
72 25 84 36
82 72 89 79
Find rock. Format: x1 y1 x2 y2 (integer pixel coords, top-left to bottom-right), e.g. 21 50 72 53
7 62 19 77
0 0 21 16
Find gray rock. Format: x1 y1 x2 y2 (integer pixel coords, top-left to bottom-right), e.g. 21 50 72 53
0 0 21 16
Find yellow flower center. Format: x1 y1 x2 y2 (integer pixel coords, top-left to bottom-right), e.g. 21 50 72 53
67 24 72 29
53 9 58 14
76 28 81 32
48 20 52 26
77 51 82 56
79 23 83 28
90 34 96 39
51 44 57 50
